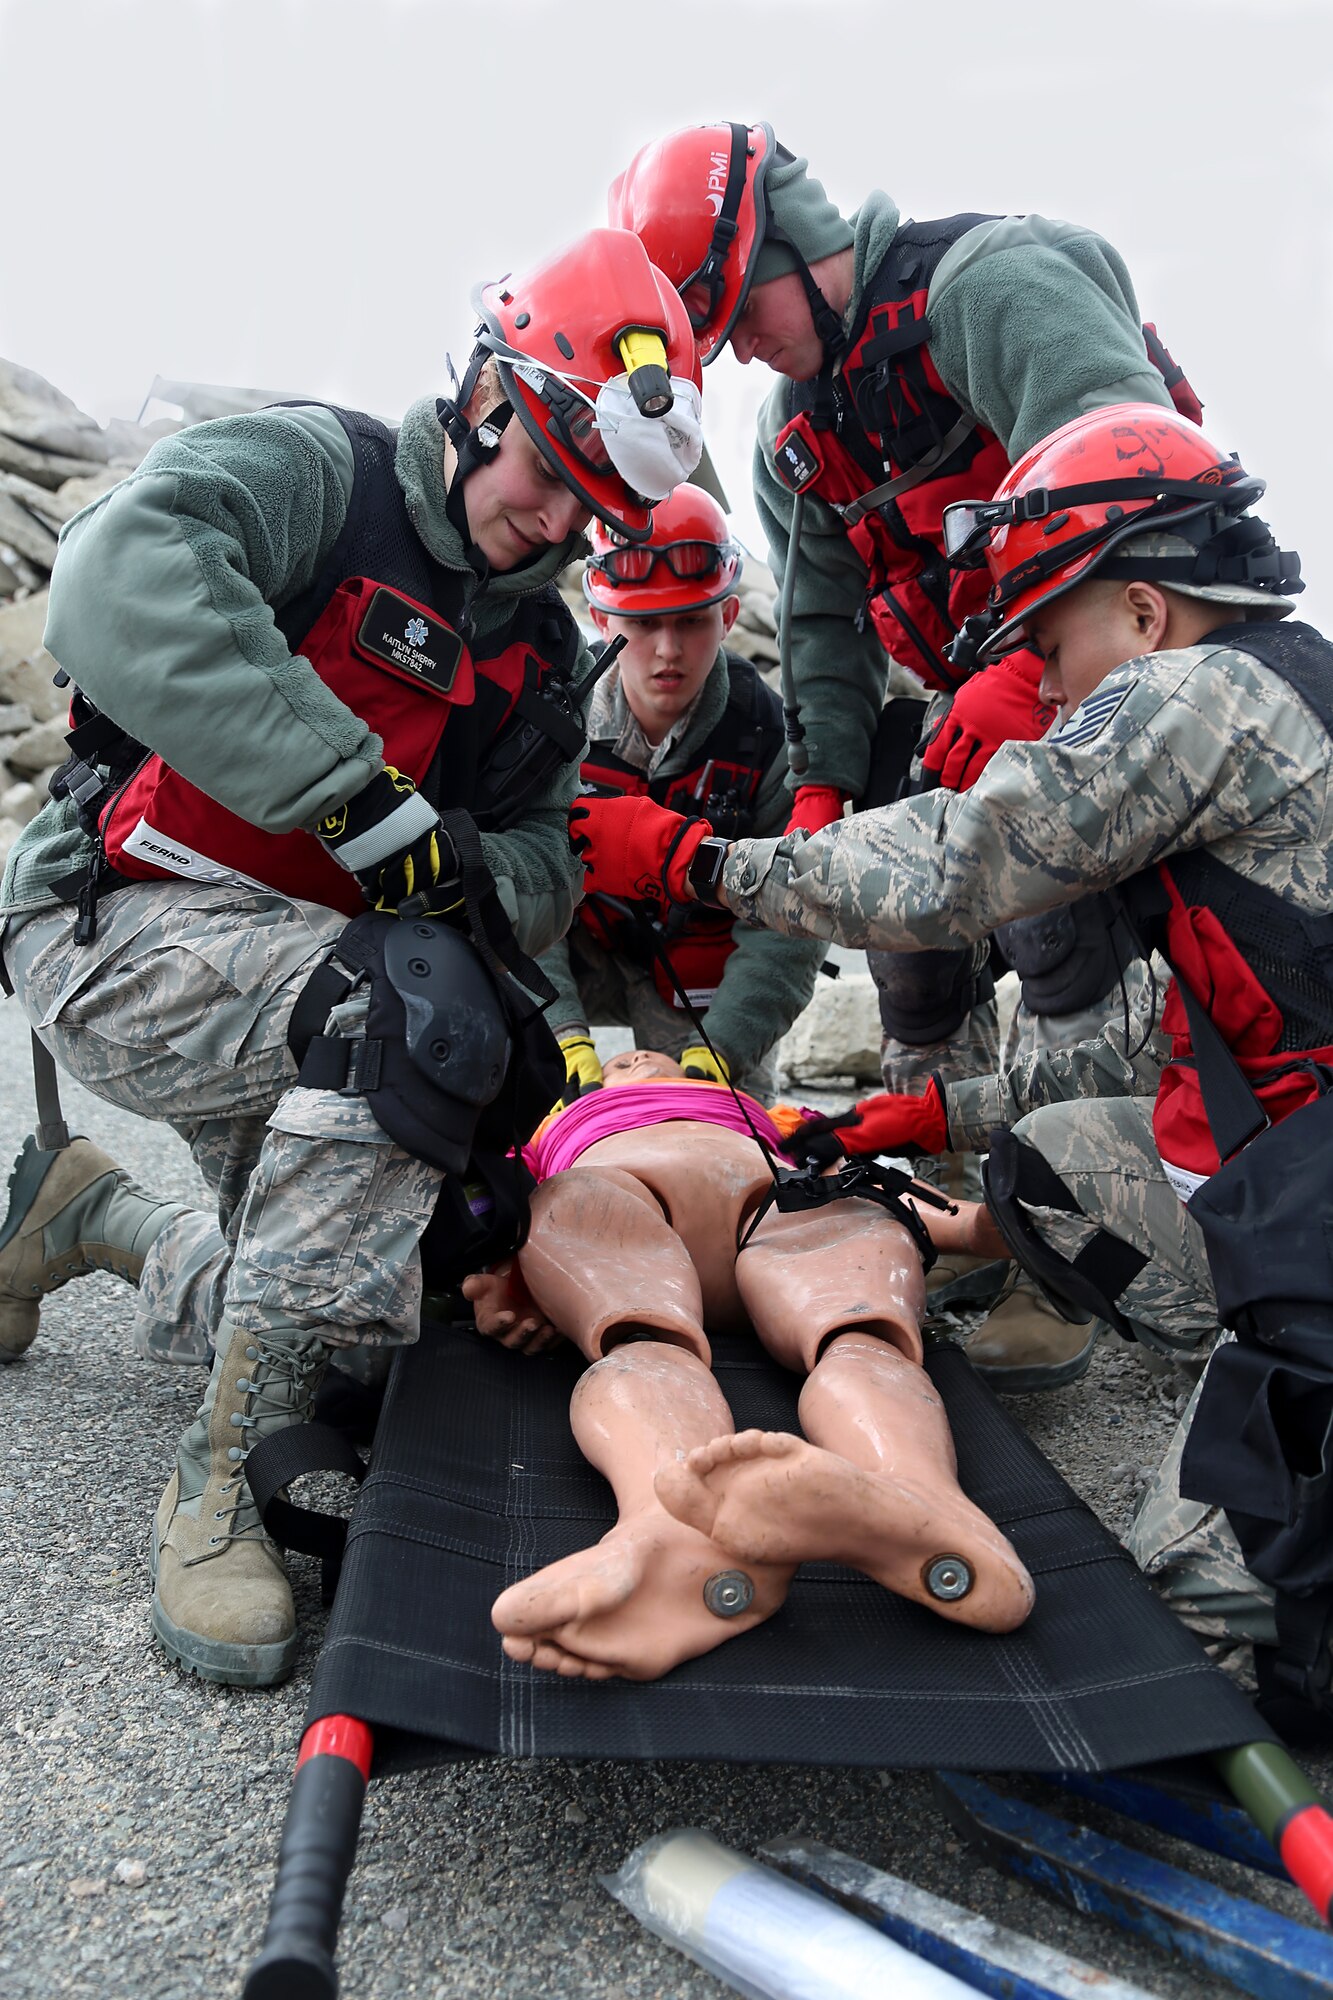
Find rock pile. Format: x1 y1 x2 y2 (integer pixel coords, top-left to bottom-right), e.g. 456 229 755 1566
0 361 185 877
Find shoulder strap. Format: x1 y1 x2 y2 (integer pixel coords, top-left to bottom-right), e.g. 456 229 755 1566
1119 870 1269 1162
839 412 979 523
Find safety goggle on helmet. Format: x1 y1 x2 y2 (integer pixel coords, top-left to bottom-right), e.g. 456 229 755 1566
942 404 1300 667
584 482 744 617
609 122 778 366
473 228 704 543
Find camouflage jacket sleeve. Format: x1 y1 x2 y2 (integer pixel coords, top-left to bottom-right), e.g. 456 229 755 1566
945 1003 1171 1153
752 384 890 800
719 639 1333 950
42 406 382 832
925 215 1174 458
699 738 825 1073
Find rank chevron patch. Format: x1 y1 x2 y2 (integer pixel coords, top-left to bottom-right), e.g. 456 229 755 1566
1051 682 1130 749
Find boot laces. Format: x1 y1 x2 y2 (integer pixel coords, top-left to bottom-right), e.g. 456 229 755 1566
211 1335 326 1547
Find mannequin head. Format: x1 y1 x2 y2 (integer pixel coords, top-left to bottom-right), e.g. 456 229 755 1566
602 1049 687 1086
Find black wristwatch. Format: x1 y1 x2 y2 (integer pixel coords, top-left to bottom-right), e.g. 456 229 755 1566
687 835 731 907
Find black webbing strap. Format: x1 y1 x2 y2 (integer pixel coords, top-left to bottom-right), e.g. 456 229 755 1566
1256 1591 1333 1726
1120 869 1271 1163
435 808 557 1008
736 1155 948 1271
693 121 750 316
839 413 979 525
982 1128 1145 1339
30 1032 70 1152
244 1421 368 1605
1170 971 1271 1162
1004 1135 1151 1302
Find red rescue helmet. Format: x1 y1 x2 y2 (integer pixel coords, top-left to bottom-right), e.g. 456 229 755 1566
471 228 703 542
942 403 1301 667
584 483 744 618
609 122 778 365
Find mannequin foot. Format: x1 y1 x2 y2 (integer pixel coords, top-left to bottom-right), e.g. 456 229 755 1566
656 1430 1033 1633
491 1505 795 1681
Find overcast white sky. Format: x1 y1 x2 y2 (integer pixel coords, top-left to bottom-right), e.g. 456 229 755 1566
2 0 1330 623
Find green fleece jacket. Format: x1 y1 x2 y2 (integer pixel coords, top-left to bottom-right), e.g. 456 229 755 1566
1 400 593 956
753 195 1174 798
537 647 823 1073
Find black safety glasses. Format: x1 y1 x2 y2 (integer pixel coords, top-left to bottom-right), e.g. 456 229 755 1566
590 539 734 585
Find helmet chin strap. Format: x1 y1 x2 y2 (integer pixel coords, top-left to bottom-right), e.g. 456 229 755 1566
436 344 516 486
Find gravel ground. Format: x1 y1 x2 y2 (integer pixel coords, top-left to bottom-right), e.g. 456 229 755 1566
2 996 1330 2000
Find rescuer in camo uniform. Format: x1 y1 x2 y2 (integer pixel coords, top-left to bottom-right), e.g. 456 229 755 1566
0 227 703 1688
610 120 1203 1383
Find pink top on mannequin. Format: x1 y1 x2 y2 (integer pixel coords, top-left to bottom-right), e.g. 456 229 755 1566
524 1078 789 1181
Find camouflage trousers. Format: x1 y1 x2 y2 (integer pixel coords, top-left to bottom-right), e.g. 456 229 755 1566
1010 1090 1275 1675
2 883 445 1366
1001 957 1156 1070
563 928 779 1099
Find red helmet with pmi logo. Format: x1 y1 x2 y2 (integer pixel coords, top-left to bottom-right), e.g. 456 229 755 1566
609 122 777 365
584 483 743 618
474 228 702 542
942 403 1299 665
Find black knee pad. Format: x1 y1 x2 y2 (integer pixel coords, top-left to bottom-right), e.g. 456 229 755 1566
288 912 561 1175
995 893 1139 1019
867 942 994 1046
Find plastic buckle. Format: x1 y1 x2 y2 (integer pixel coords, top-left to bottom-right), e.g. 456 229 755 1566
1014 487 1052 522
338 1038 383 1096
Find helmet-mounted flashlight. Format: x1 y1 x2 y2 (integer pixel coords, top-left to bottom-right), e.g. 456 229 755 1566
617 329 674 418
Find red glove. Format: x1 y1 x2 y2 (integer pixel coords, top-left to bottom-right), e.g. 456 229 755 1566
919 650 1056 792
832 1076 949 1156
784 784 846 837
569 794 711 909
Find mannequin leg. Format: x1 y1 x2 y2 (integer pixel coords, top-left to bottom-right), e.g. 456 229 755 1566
916 1195 1010 1264
663 1196 1034 1634
516 1167 711 1363
734 1197 926 1371
491 1341 796 1680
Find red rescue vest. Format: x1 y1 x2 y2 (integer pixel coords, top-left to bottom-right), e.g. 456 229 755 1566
1120 621 1333 1191
773 216 1204 694
89 407 582 915
578 651 783 1010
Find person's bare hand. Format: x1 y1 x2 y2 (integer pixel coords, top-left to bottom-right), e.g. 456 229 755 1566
462 1261 562 1356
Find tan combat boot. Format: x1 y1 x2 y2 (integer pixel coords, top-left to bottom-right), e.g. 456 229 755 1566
152 1316 329 1687
0 1135 185 1361
962 1280 1099 1393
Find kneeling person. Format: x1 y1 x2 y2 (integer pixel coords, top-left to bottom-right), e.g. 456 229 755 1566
539 486 822 1100
463 1049 1034 1682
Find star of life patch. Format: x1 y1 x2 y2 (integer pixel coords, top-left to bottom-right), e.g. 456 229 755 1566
1051 682 1130 750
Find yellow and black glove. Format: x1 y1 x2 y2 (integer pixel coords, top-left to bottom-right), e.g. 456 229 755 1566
317 767 461 916
551 1034 603 1117
680 1044 730 1084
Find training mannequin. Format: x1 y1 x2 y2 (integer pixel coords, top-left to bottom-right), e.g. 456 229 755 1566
462 1051 1033 1681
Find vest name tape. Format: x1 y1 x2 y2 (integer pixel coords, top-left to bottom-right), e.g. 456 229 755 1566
357 587 464 695
1051 682 1130 750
